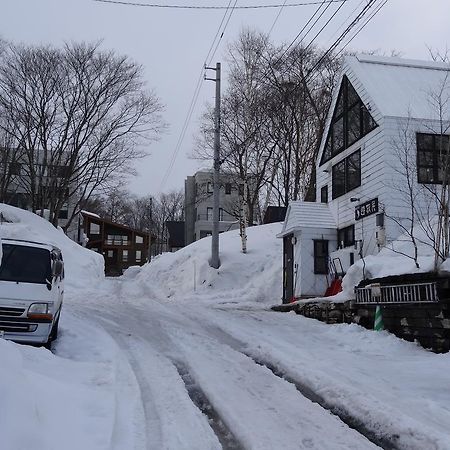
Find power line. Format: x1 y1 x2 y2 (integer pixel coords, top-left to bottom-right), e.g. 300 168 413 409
220 0 386 163
335 0 388 55
279 0 333 59
208 0 239 66
205 0 234 66
215 0 344 163
269 0 349 84
159 2 237 189
267 0 288 35
301 0 347 54
93 0 347 9
160 0 290 189
304 0 382 83
325 0 366 45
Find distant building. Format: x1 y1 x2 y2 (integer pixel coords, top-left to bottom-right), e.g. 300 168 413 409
165 221 185 252
263 206 287 224
184 170 242 245
0 148 75 228
80 211 150 276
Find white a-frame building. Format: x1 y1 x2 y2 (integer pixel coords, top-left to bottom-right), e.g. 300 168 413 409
279 54 450 303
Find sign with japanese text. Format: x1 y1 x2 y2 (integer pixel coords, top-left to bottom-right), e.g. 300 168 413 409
355 198 378 221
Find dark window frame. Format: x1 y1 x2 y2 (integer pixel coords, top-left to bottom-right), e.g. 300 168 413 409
332 149 361 199
314 240 329 275
320 76 377 166
224 183 232 195
416 132 449 184
320 185 328 203
58 209 68 220
9 162 21 176
337 225 355 249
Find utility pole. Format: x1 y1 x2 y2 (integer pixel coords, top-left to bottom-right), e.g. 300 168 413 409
205 62 221 269
147 196 153 262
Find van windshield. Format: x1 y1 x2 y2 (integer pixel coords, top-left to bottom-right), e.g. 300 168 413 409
0 244 51 284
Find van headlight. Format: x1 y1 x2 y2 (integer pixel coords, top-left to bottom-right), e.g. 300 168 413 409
27 303 53 321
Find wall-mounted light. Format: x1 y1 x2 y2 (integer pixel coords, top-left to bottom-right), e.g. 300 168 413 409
350 197 360 202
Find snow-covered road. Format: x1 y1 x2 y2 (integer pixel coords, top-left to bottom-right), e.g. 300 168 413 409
3 206 450 450
64 279 382 450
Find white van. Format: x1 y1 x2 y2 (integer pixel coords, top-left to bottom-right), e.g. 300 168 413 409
0 238 64 348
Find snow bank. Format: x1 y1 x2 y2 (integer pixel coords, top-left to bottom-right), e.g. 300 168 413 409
0 203 104 290
124 222 283 305
339 220 447 299
0 311 140 450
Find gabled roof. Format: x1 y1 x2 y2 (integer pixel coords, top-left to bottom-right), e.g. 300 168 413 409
316 54 450 169
346 54 450 120
278 202 336 237
81 211 150 237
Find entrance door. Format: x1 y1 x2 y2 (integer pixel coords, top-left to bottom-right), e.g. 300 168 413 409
283 234 294 303
105 249 120 276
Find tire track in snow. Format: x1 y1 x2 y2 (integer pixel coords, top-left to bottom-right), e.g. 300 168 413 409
242 353 396 450
81 305 223 450
74 295 385 449
173 360 244 450
95 304 244 449
188 318 394 449
76 311 161 450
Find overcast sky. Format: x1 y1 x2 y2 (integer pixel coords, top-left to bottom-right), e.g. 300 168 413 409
1 0 450 197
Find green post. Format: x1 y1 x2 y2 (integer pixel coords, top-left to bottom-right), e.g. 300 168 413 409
374 305 384 331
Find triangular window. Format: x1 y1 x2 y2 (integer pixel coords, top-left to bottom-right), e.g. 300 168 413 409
320 76 377 166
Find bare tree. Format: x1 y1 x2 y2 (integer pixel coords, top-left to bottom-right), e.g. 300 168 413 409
150 190 184 254
0 129 25 204
195 30 276 225
262 44 341 206
385 70 450 272
424 72 450 269
385 115 421 268
0 41 165 228
194 29 341 226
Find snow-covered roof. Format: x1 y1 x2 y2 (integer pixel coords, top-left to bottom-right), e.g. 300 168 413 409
346 54 450 120
80 210 100 219
1 238 57 252
278 202 336 237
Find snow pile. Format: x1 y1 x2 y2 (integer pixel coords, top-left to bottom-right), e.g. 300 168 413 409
339 220 447 299
0 203 104 290
0 312 140 450
124 222 283 305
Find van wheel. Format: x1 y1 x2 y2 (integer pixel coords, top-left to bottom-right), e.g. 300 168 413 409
44 337 52 350
50 316 60 341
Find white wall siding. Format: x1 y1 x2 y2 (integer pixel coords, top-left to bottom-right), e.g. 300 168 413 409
316 126 387 228
295 228 337 297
